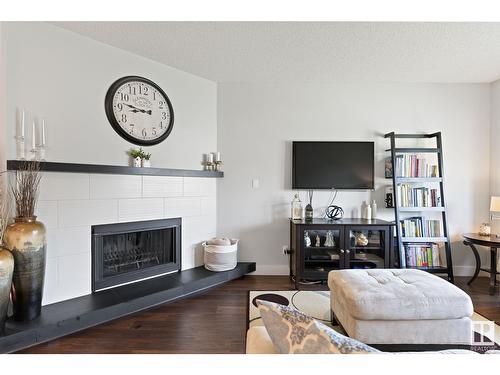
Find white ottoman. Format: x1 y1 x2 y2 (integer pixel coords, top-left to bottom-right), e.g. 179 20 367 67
328 269 474 345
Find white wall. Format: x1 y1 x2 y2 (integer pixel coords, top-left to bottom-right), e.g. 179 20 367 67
3 22 217 169
491 80 500 195
1 22 218 304
217 83 491 275
0 24 6 192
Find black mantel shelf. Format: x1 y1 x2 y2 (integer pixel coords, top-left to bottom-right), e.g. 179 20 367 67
7 160 223 178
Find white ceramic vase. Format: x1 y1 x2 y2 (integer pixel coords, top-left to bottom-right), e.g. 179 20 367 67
142 159 151 168
132 156 141 168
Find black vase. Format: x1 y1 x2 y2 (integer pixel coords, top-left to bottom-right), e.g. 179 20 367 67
4 217 46 321
305 204 314 221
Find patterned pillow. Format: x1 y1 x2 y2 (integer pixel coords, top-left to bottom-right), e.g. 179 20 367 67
256 299 380 354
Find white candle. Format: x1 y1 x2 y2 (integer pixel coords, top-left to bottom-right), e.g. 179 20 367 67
20 110 25 138
32 121 36 150
207 153 214 163
214 152 221 162
41 119 46 146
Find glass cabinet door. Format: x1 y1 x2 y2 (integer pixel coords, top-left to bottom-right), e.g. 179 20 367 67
345 228 388 269
302 228 343 274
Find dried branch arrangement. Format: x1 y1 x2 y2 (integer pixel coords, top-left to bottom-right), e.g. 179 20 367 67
11 161 41 219
0 187 10 245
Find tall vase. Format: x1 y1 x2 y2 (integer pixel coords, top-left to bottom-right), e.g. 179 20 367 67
0 246 14 334
4 217 46 321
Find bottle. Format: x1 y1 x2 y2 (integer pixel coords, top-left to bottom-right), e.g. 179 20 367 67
305 203 314 221
365 203 371 220
371 200 377 219
291 194 303 220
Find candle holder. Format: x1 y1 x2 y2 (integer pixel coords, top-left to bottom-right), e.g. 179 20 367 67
214 160 223 172
15 136 26 160
38 145 47 161
30 147 38 161
204 161 214 171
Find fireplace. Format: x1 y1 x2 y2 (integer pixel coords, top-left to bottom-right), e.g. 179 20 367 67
91 218 181 292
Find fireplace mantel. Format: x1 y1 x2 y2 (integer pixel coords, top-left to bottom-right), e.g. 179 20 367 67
7 160 223 178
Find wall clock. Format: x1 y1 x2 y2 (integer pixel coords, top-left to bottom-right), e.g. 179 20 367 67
105 76 174 146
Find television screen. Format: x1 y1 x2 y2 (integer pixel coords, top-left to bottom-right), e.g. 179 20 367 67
292 141 374 190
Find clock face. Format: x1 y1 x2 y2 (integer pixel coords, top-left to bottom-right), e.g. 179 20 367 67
105 76 174 146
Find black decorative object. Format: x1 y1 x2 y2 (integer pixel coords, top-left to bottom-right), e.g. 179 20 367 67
105 76 174 146
305 190 314 221
326 205 344 220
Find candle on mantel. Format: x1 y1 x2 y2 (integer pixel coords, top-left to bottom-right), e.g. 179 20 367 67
214 152 221 162
32 121 36 150
41 119 46 146
20 110 25 138
207 153 214 163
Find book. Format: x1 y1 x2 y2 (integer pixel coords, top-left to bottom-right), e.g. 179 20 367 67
394 154 438 178
404 243 441 268
400 216 441 237
396 184 440 207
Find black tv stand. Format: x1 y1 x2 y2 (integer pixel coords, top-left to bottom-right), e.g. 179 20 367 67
290 218 395 289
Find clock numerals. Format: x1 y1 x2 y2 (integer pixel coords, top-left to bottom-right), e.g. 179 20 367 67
121 114 127 123
142 128 148 138
120 93 129 102
129 124 134 134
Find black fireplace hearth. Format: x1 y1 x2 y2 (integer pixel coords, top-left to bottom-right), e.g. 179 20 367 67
91 218 181 292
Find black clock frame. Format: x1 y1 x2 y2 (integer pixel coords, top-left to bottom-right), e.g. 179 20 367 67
105 75 175 146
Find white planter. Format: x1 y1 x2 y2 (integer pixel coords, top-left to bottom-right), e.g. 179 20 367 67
142 159 151 168
132 156 142 167
202 239 238 272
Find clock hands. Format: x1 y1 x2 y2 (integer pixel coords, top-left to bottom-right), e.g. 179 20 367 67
123 103 152 115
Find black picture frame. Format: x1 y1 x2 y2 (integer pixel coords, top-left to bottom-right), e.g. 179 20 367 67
105 75 175 146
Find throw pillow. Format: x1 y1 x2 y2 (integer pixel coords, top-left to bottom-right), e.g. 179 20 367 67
256 299 380 354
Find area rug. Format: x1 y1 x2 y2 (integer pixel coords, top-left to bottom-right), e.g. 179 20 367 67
249 290 500 350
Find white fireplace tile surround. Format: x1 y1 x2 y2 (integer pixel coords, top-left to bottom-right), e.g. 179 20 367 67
34 172 217 305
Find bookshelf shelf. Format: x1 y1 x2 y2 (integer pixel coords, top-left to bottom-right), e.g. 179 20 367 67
385 131 454 283
384 147 441 153
395 177 443 183
401 237 448 243
398 207 445 212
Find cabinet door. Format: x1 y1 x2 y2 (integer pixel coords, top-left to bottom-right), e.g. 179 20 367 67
343 226 389 269
300 226 344 278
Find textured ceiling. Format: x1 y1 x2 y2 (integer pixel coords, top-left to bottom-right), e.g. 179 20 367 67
51 22 500 83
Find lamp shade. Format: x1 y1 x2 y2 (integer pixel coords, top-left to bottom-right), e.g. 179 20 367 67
490 196 500 212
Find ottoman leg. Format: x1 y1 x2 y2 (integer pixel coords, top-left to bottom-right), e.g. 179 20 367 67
330 309 339 326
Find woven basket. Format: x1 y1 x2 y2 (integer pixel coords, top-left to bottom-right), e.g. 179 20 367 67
202 239 238 272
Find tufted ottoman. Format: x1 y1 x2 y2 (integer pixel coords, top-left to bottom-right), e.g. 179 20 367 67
328 269 473 346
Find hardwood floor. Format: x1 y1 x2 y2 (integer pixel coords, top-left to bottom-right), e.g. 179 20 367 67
18 276 499 354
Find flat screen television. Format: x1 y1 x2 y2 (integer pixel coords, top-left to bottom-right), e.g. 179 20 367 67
292 141 374 190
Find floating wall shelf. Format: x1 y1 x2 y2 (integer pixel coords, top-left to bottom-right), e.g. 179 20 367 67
7 160 223 178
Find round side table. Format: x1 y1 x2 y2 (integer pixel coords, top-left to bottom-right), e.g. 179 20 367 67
462 233 499 295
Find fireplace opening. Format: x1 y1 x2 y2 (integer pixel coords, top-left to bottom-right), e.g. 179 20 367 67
92 218 181 292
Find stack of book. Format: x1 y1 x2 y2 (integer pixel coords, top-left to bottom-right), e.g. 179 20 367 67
397 184 440 207
405 243 441 268
394 155 438 178
400 216 441 237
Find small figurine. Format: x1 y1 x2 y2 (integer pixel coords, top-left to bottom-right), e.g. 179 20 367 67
315 235 321 247
324 230 335 247
355 232 369 247
304 231 311 247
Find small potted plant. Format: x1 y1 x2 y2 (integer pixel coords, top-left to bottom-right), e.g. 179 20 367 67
142 152 152 168
128 148 143 167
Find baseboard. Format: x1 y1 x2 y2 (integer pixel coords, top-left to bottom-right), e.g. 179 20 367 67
250 264 289 275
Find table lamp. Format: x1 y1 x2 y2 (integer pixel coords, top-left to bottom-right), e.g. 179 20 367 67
490 196 500 237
